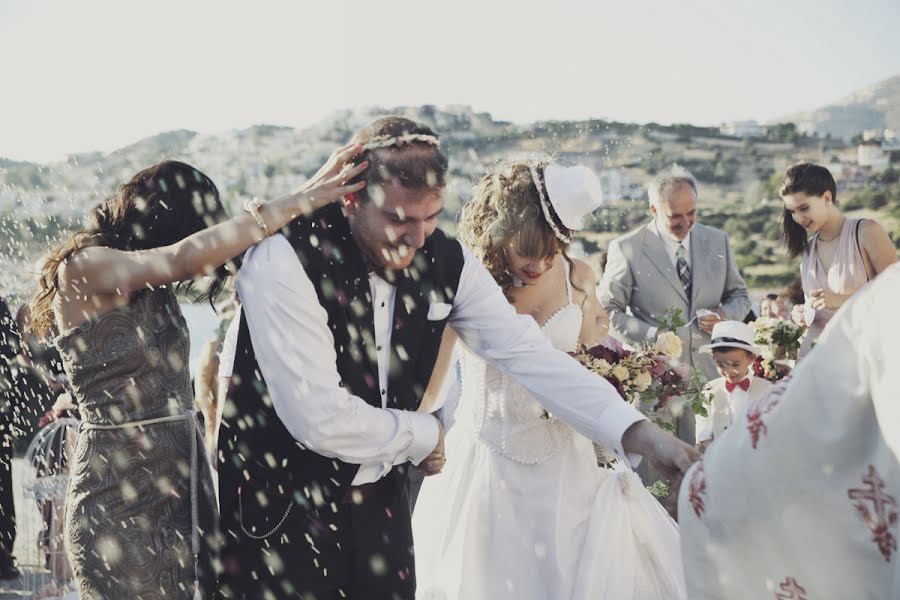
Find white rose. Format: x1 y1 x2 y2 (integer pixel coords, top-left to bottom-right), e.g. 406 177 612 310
633 370 653 392
611 365 630 382
655 331 683 360
593 359 612 376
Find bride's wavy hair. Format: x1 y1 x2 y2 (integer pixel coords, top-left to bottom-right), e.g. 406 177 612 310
30 160 229 338
459 161 581 299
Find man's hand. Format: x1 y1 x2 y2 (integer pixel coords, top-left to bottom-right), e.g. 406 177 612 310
697 307 724 335
418 416 446 476
623 420 701 518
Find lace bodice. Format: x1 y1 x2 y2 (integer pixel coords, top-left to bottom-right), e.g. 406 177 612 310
462 262 583 464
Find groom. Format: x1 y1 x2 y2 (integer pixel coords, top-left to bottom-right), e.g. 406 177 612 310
216 117 699 599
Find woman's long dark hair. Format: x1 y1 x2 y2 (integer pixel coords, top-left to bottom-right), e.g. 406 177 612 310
780 162 838 258
30 160 229 337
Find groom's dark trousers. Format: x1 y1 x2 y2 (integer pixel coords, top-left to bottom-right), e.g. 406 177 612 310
216 475 415 600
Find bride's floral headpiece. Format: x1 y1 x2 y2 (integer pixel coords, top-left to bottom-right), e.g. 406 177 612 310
529 165 572 244
362 133 441 151
529 164 605 244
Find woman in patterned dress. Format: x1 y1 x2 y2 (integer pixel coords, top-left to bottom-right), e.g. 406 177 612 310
27 149 368 599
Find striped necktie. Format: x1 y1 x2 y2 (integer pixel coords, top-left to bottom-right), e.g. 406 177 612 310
676 243 692 297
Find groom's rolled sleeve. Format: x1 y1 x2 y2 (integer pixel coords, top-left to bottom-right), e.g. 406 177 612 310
449 246 646 464
235 235 438 479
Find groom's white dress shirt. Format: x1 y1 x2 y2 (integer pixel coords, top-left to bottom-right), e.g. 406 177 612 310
235 233 645 486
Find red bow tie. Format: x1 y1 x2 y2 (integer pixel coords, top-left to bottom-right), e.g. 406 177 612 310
725 378 750 393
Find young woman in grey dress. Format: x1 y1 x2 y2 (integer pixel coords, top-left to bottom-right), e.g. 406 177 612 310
27 147 368 599
780 163 897 357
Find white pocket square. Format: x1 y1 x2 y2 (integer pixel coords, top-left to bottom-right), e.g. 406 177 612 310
427 302 452 321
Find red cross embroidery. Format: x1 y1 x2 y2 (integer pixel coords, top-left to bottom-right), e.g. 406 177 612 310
688 461 707 518
746 374 792 449
848 464 898 562
774 577 807 600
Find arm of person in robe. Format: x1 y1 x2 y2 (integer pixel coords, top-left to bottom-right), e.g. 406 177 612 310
451 245 700 476
59 144 369 296
598 239 659 342
235 234 441 471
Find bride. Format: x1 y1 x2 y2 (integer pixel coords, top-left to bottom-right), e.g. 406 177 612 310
412 161 687 600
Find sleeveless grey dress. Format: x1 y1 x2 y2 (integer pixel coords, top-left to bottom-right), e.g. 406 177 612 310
56 289 217 599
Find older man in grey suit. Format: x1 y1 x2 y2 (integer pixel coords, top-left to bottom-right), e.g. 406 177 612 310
598 165 750 445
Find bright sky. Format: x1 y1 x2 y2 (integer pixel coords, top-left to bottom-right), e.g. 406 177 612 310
2 0 900 162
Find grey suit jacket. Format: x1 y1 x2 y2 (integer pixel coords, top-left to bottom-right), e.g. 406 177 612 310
598 222 750 381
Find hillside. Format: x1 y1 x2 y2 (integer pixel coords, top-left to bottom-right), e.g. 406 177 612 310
1 105 899 301
780 74 900 140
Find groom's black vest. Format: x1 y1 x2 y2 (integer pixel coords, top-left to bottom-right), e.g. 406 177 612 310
217 203 463 590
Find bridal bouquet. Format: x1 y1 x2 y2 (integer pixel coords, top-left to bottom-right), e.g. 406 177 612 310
574 330 710 433
750 317 804 381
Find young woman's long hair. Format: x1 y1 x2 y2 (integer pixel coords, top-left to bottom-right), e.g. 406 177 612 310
780 162 838 258
459 161 582 299
30 160 229 338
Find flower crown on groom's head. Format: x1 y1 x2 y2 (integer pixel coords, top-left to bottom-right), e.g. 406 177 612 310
529 164 605 244
362 133 440 151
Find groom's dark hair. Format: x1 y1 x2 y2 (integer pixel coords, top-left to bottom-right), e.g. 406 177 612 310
348 117 448 203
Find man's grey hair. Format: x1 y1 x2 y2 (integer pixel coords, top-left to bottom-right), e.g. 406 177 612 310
647 164 698 208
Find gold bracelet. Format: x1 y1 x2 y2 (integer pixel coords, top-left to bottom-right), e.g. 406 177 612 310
243 197 271 237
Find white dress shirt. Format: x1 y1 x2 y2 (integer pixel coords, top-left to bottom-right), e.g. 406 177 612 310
695 372 757 444
235 233 646 485
217 306 241 380
652 219 692 270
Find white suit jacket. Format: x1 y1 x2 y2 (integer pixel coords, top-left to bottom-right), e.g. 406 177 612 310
695 375 774 444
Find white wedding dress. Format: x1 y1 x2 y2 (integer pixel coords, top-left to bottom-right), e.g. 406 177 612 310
413 266 686 600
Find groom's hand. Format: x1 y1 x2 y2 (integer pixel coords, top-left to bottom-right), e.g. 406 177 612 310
623 421 700 520
418 416 446 476
622 421 702 479
622 420 700 480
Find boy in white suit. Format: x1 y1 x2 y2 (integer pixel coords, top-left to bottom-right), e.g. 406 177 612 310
695 320 773 450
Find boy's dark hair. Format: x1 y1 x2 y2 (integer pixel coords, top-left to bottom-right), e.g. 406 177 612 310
711 346 756 359
780 163 837 258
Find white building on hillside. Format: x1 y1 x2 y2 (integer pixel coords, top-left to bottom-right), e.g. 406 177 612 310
720 120 766 138
858 142 890 172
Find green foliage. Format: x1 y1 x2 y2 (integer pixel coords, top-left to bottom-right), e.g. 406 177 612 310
656 308 685 332
647 480 670 498
766 123 799 144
